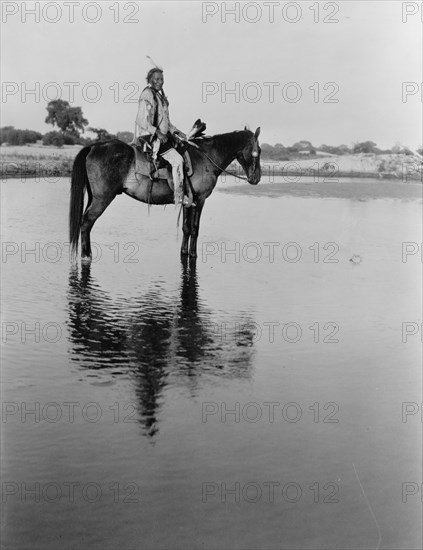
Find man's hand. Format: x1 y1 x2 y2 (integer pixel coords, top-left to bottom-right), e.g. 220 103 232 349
156 129 168 143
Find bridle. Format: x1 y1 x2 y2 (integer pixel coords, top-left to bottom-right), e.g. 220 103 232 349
183 137 259 183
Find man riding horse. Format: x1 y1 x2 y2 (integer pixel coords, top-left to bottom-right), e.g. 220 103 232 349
135 64 192 206
69 58 261 260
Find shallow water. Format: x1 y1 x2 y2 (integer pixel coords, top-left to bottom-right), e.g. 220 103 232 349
1 177 422 549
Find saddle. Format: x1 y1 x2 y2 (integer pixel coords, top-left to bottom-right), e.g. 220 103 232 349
132 135 193 184
131 119 207 204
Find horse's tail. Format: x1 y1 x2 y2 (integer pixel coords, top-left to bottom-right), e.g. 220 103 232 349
69 145 92 259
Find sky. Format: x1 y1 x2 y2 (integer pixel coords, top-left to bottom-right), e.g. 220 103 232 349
1 0 422 149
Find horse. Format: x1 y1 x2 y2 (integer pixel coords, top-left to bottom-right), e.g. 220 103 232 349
69 126 261 261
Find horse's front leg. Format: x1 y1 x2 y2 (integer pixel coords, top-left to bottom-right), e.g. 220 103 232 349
189 201 204 259
181 206 192 256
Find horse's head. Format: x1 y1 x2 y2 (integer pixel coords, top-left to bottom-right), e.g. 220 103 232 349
236 126 262 185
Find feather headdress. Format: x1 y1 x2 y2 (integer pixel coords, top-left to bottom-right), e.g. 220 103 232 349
146 56 163 71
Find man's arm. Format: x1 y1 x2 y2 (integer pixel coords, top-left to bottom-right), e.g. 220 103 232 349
169 120 186 139
135 91 157 136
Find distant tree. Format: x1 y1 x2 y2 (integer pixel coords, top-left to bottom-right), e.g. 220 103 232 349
63 133 78 145
0 127 42 145
260 143 273 151
45 100 88 136
391 142 413 155
0 126 15 144
259 142 291 161
7 129 22 145
337 144 351 155
353 141 377 154
117 131 134 144
292 140 314 151
319 144 338 154
43 131 65 147
88 127 117 141
417 146 423 156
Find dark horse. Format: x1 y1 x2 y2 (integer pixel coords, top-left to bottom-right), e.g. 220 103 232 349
69 126 261 260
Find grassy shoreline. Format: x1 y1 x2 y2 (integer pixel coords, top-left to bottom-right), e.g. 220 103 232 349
1 144 422 183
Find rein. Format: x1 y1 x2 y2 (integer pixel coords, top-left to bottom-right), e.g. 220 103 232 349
182 138 251 182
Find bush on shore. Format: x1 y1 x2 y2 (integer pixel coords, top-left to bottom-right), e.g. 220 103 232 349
0 126 43 145
42 131 65 147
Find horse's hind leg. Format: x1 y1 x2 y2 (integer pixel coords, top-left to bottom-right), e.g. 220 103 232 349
80 193 116 260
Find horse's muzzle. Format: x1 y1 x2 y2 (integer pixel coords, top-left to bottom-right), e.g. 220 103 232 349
248 165 261 185
248 175 260 185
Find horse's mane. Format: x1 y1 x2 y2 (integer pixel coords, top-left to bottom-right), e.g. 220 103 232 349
194 129 251 141
193 130 252 151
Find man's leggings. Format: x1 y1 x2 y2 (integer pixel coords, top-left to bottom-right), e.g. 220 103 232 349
161 148 185 203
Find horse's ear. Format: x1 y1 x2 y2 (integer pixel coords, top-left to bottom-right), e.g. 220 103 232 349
254 127 261 139
244 125 248 131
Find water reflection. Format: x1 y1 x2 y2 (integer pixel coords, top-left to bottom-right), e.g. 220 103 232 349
67 259 256 436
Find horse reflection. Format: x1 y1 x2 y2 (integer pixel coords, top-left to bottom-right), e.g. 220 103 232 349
67 260 256 437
